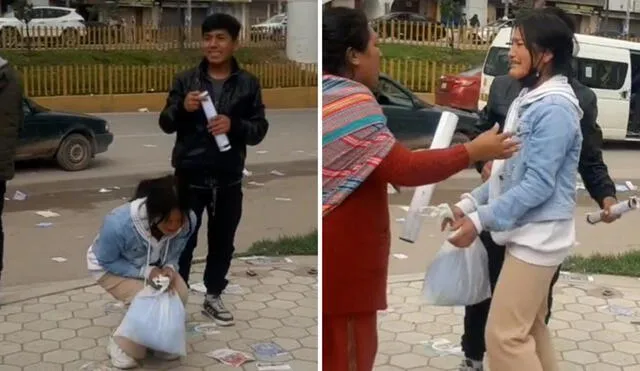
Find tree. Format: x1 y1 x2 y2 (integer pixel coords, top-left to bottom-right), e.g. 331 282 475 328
12 0 33 50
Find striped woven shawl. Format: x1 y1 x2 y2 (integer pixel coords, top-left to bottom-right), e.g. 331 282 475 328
322 74 396 217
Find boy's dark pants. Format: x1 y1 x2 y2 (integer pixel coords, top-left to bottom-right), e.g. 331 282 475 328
176 171 243 296
461 230 561 361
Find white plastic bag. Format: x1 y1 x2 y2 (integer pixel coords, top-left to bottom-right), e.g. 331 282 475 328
423 238 491 306
115 286 187 356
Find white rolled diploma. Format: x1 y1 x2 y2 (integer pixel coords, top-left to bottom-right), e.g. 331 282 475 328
400 111 459 243
586 197 638 224
199 91 231 152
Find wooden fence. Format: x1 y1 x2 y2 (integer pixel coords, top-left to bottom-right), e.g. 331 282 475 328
380 59 471 93
16 62 317 97
0 25 284 51
371 20 640 50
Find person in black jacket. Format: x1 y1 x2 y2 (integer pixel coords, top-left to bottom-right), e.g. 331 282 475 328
158 13 268 326
457 9 618 371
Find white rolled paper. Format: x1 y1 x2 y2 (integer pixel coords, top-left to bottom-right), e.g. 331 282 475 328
586 197 638 224
199 91 231 152
400 111 459 243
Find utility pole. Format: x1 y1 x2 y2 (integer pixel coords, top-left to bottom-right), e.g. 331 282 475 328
625 0 631 35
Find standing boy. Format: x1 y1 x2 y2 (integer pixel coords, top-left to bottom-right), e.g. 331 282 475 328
159 14 269 326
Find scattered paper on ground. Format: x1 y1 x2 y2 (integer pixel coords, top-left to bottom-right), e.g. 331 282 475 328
598 305 638 317
626 181 638 191
270 170 285 176
104 302 125 313
12 190 27 201
138 107 149 112
393 253 408 260
243 168 253 176
257 363 292 371
251 341 289 361
194 323 220 335
256 150 269 154
36 210 60 218
284 257 294 263
420 338 463 357
559 271 594 282
79 361 114 370
240 256 288 266
395 217 405 222
98 188 112 193
397 205 410 212
275 197 292 202
143 144 157 148
206 348 254 367
36 222 53 228
51 257 67 263
248 181 265 186
223 284 244 295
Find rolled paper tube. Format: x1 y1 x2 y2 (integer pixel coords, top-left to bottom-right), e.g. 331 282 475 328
400 111 459 243
586 197 638 224
199 91 231 152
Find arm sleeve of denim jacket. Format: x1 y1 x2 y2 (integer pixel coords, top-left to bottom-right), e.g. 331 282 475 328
229 76 269 146
94 216 145 279
164 211 198 271
472 103 578 232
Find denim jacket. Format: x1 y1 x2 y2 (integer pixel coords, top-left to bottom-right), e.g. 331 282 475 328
87 198 197 279
468 76 583 232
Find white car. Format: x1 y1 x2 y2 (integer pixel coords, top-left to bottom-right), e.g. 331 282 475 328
0 6 86 47
251 13 287 34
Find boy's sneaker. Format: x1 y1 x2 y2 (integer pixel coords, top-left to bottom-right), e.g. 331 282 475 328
108 337 138 369
459 358 483 371
202 295 234 326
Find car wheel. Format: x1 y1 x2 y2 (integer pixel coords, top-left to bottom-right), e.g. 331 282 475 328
55 134 92 171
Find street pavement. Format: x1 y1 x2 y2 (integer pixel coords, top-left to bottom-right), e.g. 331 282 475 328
375 273 640 371
2 110 317 287
0 256 317 371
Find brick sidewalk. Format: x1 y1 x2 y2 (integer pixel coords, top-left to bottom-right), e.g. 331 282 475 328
375 273 640 371
0 256 318 371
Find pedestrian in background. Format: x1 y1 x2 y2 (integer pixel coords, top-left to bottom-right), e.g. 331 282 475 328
0 56 23 287
159 13 269 326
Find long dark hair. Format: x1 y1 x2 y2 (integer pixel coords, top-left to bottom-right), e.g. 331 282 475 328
323 7 370 76
131 175 191 232
513 8 576 81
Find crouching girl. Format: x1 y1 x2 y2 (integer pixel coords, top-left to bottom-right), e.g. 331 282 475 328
86 175 196 369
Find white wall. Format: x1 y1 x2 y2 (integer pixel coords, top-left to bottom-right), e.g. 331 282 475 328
286 0 317 63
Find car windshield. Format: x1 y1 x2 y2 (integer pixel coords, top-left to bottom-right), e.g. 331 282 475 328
483 47 509 76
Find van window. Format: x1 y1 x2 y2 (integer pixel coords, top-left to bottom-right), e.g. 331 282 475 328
483 47 509 76
572 58 628 90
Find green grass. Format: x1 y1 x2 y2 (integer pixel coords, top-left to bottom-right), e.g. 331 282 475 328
380 44 487 66
563 251 640 277
2 47 287 67
240 229 318 257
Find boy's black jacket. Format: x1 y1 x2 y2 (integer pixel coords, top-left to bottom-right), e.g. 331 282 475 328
159 57 269 184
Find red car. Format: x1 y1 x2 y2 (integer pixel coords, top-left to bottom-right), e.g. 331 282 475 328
435 66 482 112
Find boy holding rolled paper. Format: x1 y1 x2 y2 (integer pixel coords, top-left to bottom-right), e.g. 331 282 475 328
158 13 269 326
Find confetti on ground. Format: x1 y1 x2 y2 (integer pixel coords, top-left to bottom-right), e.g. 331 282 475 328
12 190 27 200
36 222 53 228
270 170 285 176
206 348 254 367
51 257 67 262
193 323 220 335
393 253 408 260
35 210 60 218
256 150 269 154
275 197 292 202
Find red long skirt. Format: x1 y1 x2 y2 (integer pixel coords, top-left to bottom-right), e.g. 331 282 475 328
323 312 378 371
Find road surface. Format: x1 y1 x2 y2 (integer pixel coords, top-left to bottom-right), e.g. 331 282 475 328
3 109 318 286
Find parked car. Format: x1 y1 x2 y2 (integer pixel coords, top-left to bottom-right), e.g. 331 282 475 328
473 17 513 43
16 98 113 171
375 74 481 149
370 12 444 41
0 6 86 47
435 66 482 112
250 13 286 41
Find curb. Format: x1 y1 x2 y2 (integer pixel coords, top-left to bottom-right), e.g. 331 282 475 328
0 255 209 306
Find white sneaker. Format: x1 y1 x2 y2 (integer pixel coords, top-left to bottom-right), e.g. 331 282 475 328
153 350 181 361
108 337 138 369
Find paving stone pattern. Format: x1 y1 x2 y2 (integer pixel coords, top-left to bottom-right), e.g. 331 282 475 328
0 259 318 371
375 274 640 371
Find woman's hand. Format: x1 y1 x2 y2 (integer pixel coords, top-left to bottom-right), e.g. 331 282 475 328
464 124 520 163
447 216 478 248
440 206 465 231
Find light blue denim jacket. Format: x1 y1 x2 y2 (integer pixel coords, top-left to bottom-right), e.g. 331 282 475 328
469 78 583 232
88 198 197 279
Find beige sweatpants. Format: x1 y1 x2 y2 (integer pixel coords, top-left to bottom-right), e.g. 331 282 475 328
97 273 189 360
486 252 560 371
